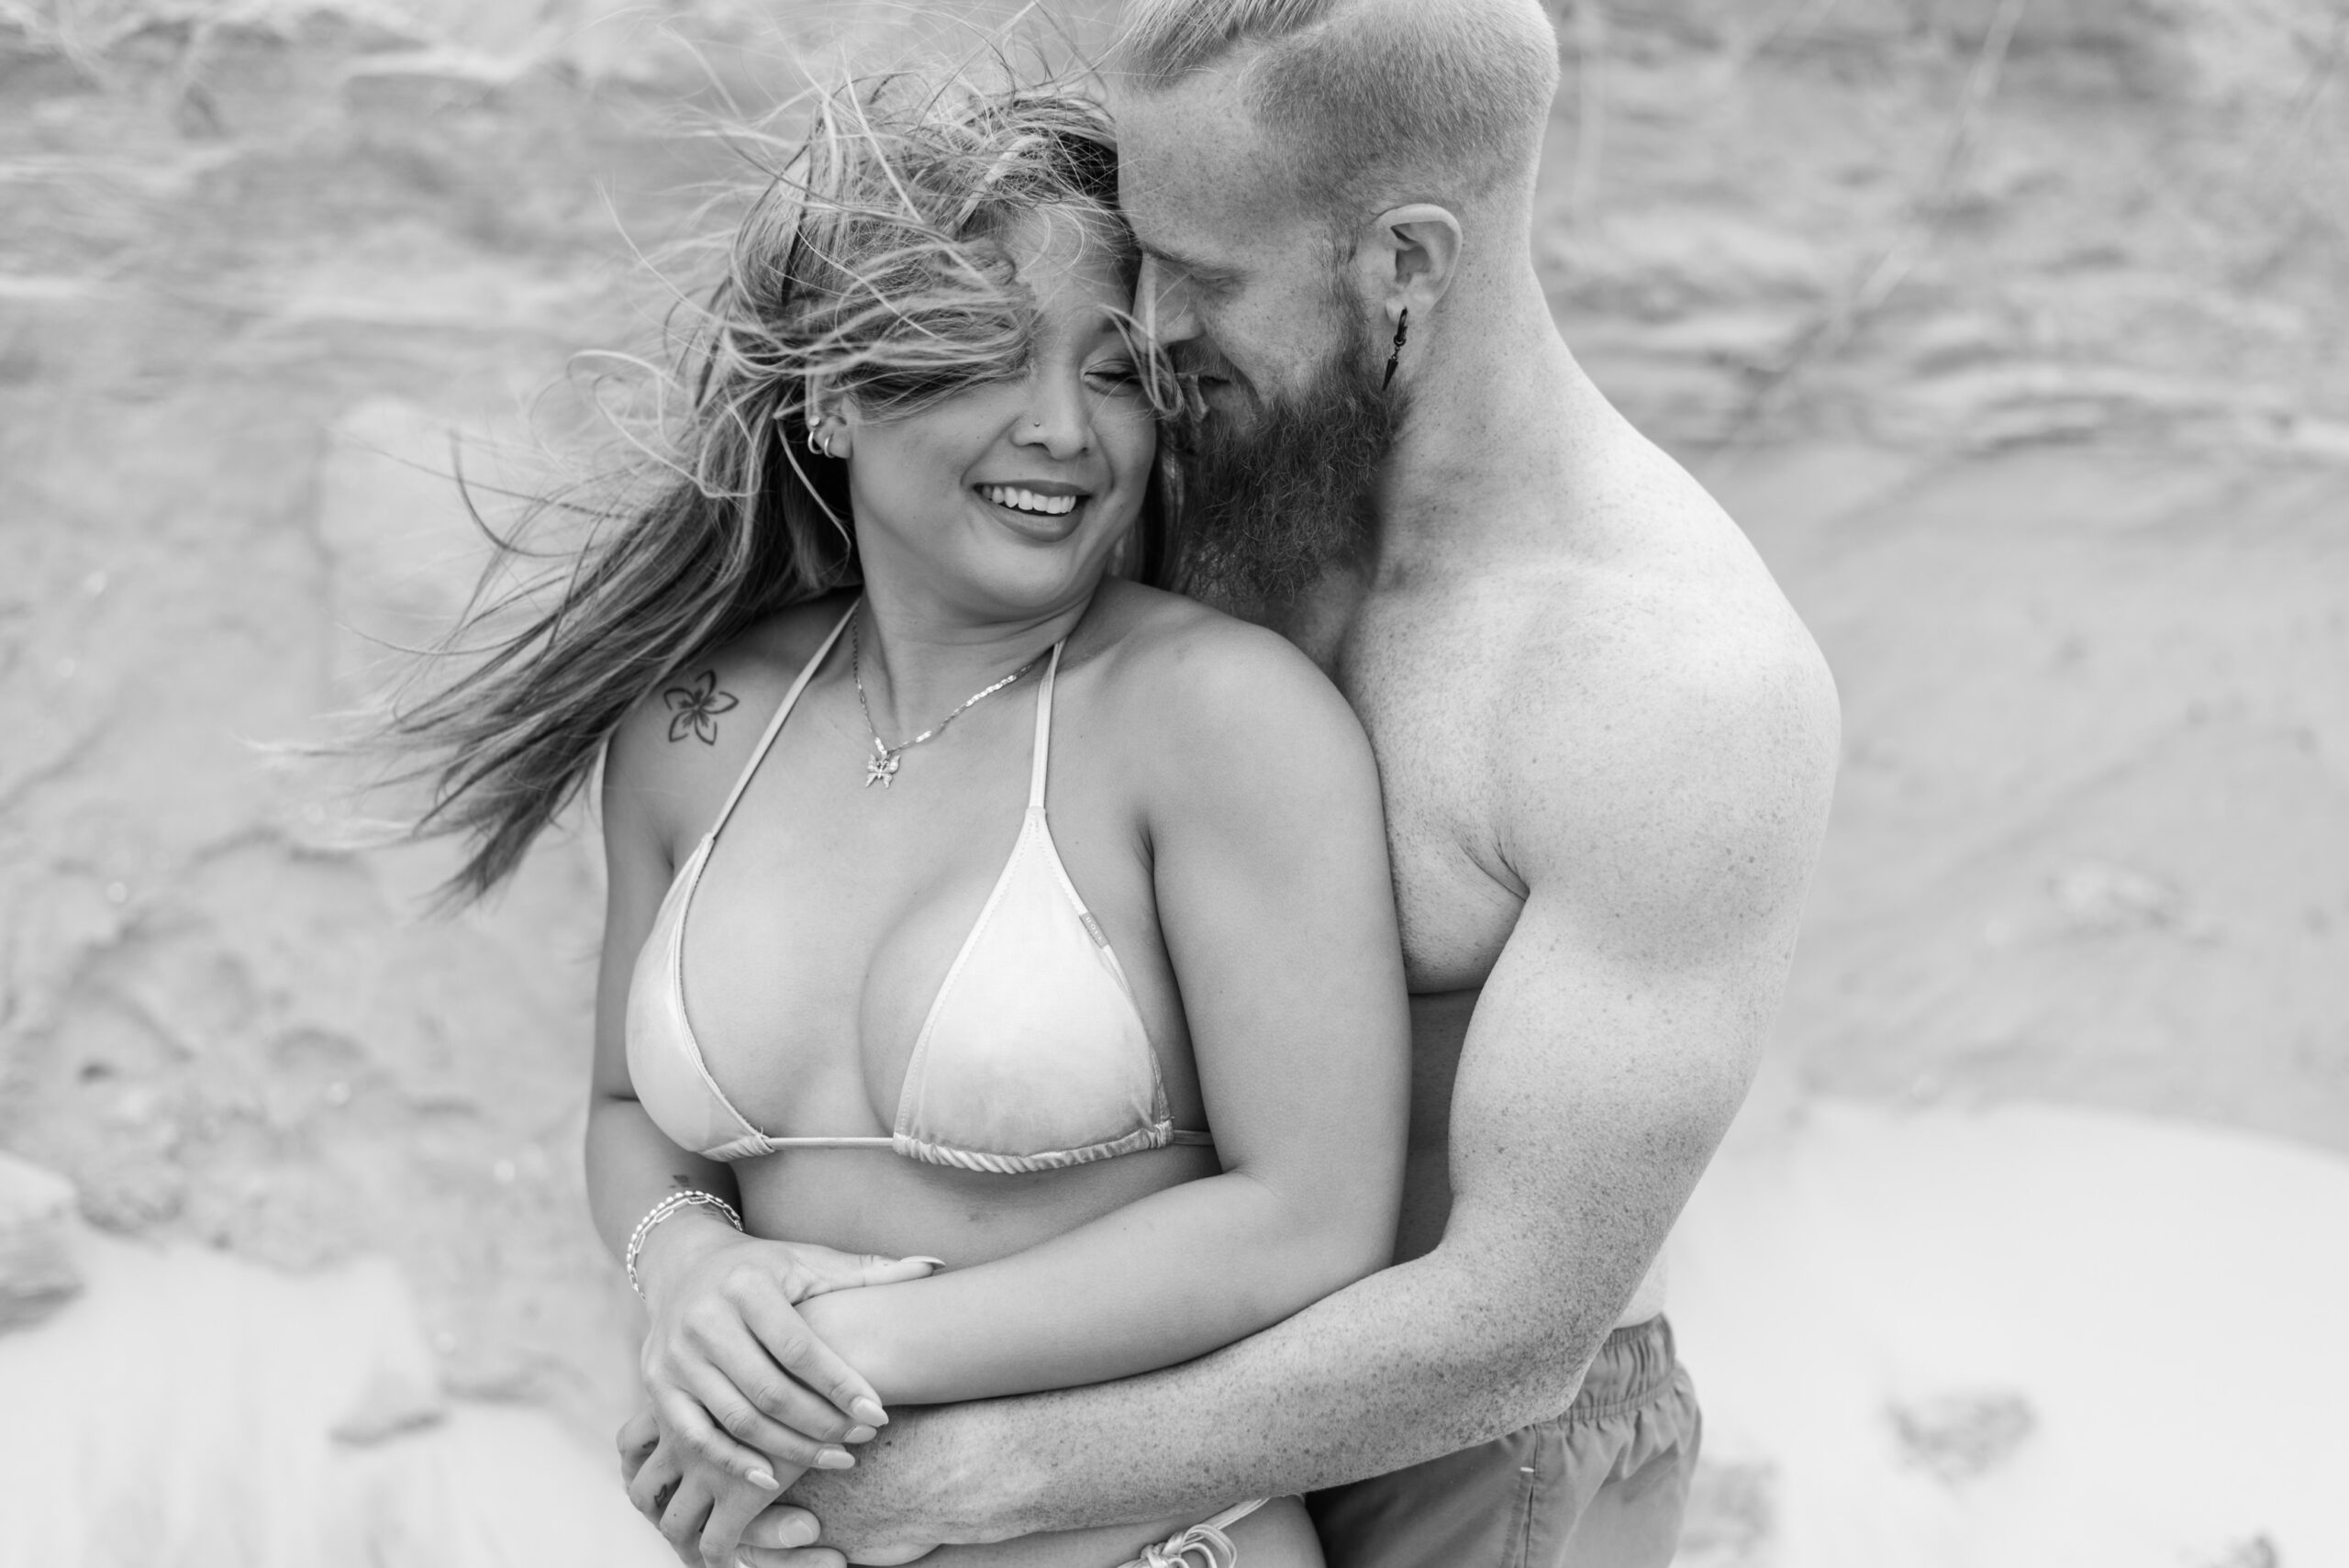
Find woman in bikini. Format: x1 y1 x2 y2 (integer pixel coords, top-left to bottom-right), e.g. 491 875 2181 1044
398 78 1408 1568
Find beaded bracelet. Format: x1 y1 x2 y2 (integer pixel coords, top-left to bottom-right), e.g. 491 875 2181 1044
624 1189 743 1300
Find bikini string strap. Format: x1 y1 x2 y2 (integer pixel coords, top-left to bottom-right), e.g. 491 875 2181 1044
1121 1501 1264 1568
1134 1519 1241 1568
707 602 856 840
1028 639 1066 811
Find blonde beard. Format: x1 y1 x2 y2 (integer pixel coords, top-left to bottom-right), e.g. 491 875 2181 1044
1167 323 1398 613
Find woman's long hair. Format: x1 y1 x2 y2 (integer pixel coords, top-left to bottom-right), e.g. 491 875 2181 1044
385 72 1170 903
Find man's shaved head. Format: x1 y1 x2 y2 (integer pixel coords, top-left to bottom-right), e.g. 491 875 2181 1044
1114 0 1561 218
1110 0 1561 609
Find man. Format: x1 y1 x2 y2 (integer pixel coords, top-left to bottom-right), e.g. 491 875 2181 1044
666 1 1838 1560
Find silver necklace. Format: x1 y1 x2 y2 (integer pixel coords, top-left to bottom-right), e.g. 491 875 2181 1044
851 608 1045 789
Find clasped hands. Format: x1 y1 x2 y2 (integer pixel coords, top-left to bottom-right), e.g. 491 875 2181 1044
618 1228 941 1568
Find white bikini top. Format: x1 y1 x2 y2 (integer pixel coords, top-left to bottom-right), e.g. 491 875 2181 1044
625 604 1212 1173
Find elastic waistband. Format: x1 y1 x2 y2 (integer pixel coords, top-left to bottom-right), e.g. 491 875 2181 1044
1564 1314 1679 1419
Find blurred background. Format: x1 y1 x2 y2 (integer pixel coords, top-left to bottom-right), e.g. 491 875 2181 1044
2 1 2344 1564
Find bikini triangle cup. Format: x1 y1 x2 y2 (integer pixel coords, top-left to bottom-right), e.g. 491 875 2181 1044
624 602 1214 1173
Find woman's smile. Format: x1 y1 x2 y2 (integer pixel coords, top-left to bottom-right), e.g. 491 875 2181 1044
835 201 1156 617
974 479 1094 542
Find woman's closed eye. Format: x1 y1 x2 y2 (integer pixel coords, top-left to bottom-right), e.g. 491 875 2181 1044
1084 360 1146 396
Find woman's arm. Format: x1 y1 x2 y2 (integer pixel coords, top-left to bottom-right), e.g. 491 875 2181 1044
590 697 924 1499
795 618 1412 1406
585 703 740 1276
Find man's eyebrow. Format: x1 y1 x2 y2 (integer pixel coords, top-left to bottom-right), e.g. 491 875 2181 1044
1137 238 1236 284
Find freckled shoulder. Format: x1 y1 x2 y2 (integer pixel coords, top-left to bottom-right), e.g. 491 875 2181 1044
603 592 858 860
1475 511 1842 966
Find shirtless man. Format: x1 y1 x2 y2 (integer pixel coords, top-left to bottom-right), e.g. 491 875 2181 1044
669 1 1839 1561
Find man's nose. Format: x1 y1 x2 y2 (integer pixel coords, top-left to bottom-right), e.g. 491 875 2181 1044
1136 255 1202 347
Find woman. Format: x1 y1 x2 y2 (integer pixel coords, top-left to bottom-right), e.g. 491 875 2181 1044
399 79 1408 1568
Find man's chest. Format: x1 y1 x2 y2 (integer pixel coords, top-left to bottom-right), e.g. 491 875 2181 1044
1284 593 1531 995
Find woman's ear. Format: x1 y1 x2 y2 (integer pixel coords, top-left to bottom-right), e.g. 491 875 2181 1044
804 402 854 462
801 376 855 461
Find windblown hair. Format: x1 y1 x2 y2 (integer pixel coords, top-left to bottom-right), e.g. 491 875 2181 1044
387 72 1150 902
1115 0 1560 217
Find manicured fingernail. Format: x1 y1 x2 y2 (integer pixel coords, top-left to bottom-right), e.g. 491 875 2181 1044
851 1396 888 1427
905 1256 946 1269
844 1424 876 1444
816 1446 855 1469
780 1516 820 1547
745 1466 779 1490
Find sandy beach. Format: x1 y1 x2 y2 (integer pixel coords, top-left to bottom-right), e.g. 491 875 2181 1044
3 2 2343 1563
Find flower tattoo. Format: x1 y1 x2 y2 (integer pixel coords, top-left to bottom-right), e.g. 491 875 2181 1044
662 671 739 745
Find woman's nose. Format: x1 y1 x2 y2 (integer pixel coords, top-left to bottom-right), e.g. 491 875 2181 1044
1013 367 1092 461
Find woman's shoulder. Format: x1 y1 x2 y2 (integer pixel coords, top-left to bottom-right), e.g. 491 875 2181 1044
604 592 857 845
1081 582 1370 773
1085 581 1320 695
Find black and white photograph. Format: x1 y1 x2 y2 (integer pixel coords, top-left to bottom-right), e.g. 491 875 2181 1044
1 1 2343 1564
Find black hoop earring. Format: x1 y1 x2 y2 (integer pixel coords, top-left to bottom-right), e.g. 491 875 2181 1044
1383 308 1409 390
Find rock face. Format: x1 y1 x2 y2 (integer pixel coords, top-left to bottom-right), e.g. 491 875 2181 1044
0 1151 82 1331
1670 1102 2349 1566
0 1233 669 1568
0 5 2344 1564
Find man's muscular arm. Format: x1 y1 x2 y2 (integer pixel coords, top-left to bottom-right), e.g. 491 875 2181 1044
763 627 1841 1556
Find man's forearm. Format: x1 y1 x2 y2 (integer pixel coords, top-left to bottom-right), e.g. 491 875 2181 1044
788 1237 1617 1547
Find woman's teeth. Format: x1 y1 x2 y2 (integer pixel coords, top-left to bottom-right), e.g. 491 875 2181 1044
980 484 1079 517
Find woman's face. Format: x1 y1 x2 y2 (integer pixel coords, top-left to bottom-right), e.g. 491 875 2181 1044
839 211 1157 623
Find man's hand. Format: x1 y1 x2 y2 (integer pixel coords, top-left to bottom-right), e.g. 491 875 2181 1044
734 1504 935 1568
667 1407 974 1568
619 1406 822 1567
730 1507 842 1568
619 1407 930 1568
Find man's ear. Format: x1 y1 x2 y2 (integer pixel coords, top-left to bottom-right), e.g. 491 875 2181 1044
1360 203 1464 327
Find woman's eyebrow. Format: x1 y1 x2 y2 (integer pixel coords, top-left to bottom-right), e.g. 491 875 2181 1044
1082 317 1130 344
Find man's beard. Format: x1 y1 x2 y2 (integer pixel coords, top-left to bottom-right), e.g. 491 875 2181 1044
1166 315 1398 613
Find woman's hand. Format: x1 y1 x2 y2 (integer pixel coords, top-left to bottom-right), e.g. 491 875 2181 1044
635 1218 941 1493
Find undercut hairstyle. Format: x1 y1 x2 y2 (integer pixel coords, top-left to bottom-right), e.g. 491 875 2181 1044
1115 0 1561 218
385 72 1166 901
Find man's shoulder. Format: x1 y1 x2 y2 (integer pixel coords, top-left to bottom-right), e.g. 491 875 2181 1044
1471 462 1841 957
1453 442 1830 737
1504 544 1833 755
